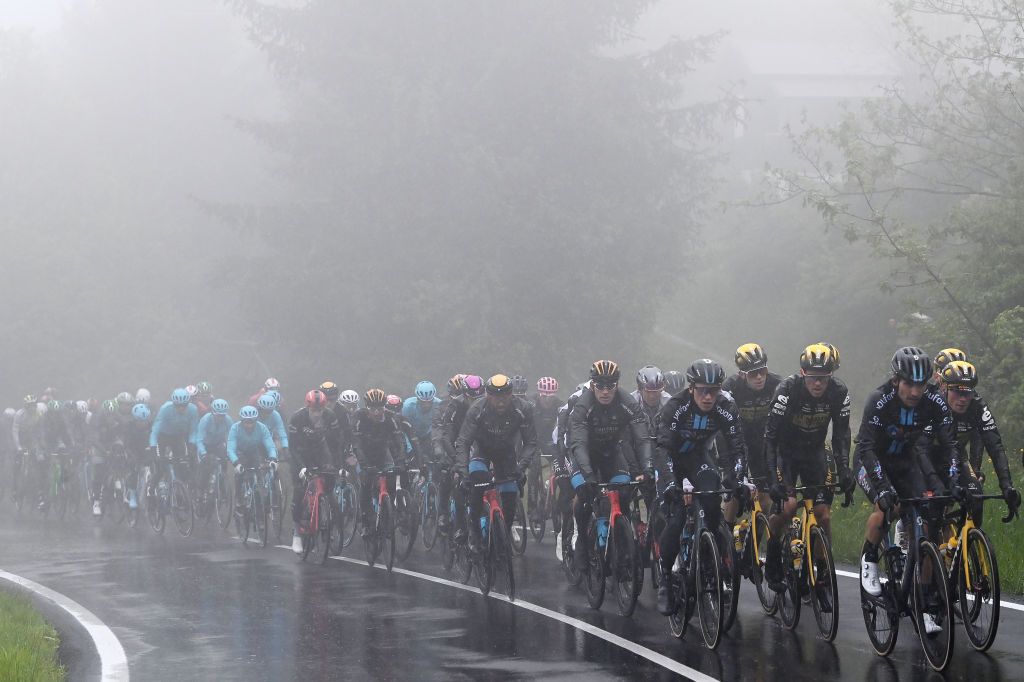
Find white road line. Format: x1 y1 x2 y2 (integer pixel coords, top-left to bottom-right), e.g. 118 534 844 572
275 545 718 682
0 569 130 681
835 568 1024 613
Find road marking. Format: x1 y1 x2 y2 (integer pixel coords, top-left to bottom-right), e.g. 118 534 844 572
275 545 717 682
0 569 130 681
835 569 1024 613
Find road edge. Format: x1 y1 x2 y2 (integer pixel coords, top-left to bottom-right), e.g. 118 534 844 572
0 568 129 682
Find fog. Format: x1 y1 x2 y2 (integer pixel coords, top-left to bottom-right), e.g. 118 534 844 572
0 1 1012 413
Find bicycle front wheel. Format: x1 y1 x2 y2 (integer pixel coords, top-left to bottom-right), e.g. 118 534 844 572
719 520 740 633
421 482 439 550
862 546 900 656
254 487 268 548
380 498 396 573
269 476 284 544
752 512 778 614
914 540 955 672
584 519 605 610
958 527 1000 651
491 514 516 601
528 481 546 543
778 530 801 631
809 525 839 641
696 528 723 649
340 484 358 549
318 494 333 565
215 470 233 530
611 517 640 617
171 480 194 537
510 498 527 556
394 488 417 563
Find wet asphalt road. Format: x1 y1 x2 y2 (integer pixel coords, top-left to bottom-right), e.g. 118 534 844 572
0 509 1022 681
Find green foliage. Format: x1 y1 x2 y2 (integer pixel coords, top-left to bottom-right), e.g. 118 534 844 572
0 593 64 682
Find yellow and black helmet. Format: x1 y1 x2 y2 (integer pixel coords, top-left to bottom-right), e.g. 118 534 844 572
735 343 767 372
589 360 621 382
486 374 512 395
800 343 838 373
940 360 978 388
364 388 387 407
318 381 339 399
816 342 841 370
934 348 967 372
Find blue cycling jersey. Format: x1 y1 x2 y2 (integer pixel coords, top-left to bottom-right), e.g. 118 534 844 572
197 413 233 457
401 396 441 440
257 409 289 448
227 421 277 463
149 401 199 447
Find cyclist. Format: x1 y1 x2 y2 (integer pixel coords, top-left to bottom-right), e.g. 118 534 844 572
288 389 344 553
248 377 282 408
88 400 123 516
256 391 289 463
631 365 672 427
388 394 418 490
135 388 151 406
13 397 45 509
402 381 442 467
227 405 278 516
196 399 233 505
722 343 781 514
148 388 200 499
433 375 484 534
431 375 465 472
531 376 561 524
194 381 214 417
763 343 853 588
854 347 958 630
1 407 15 496
352 389 405 537
454 374 537 551
568 361 653 564
125 403 152 511
552 381 590 559
664 370 685 396
928 360 1019 524
654 359 748 615
338 389 360 419
318 381 354 465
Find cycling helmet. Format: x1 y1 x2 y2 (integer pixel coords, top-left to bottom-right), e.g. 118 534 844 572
339 389 360 405
239 405 259 421
685 359 725 386
171 388 191 405
486 374 513 395
62 400 75 411
463 375 485 398
22 394 36 406
415 381 437 402
934 347 967 372
116 391 133 406
211 398 229 415
132 403 151 421
816 342 841 370
47 399 61 412
102 399 117 413
511 375 529 396
590 360 621 382
735 343 767 372
264 377 280 390
257 393 278 410
447 374 466 396
185 384 198 397
664 371 684 393
36 402 48 416
800 344 838 373
536 376 559 395
75 400 89 414
364 389 387 407
305 389 329 409
318 381 340 399
940 360 977 388
135 388 150 404
3 408 15 418
635 365 665 391
891 346 932 383
196 381 213 395
385 394 403 413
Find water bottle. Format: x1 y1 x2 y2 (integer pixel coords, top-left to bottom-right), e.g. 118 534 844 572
479 515 489 542
733 519 749 553
597 517 609 548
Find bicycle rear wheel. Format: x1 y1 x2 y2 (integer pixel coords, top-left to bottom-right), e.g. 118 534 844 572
719 520 740 633
475 519 494 596
777 530 801 631
318 494 333 565
958 527 1000 651
394 488 417 563
421 482 439 550
510 498 527 556
668 568 694 638
109 476 127 525
862 546 900 656
254 487 268 548
340 484 358 549
649 510 666 591
752 512 778 614
528 482 546 543
809 526 839 641
171 480 194 537
584 519 605 610
696 528 724 649
300 494 314 561
215 469 233 530
611 517 640 617
561 520 583 587
914 540 955 672
380 498 396 573
491 514 516 601
269 476 284 544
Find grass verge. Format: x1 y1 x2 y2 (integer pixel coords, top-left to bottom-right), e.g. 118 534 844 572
0 592 64 682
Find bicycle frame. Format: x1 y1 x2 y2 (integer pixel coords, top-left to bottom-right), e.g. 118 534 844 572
943 493 1006 592
301 473 329 535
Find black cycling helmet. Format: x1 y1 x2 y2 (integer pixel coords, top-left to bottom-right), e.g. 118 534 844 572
589 360 620 382
735 343 767 372
510 375 528 396
891 346 932 383
939 360 977 388
685 359 725 386
664 370 685 394
635 365 665 391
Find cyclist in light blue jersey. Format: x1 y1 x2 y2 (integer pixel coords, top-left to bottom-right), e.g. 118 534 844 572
197 399 233 496
256 391 289 460
402 380 441 464
228 405 277 514
148 388 200 497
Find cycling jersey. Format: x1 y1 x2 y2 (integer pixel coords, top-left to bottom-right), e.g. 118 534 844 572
655 391 746 487
197 413 233 458
533 394 561 452
434 395 472 468
455 396 537 477
568 388 652 483
12 408 43 452
226 421 277 463
149 401 199 447
257 409 289 449
764 374 850 467
90 410 124 451
944 393 1012 490
288 406 343 471
854 381 957 499
722 371 781 479
40 410 73 452
401 396 441 441
352 409 403 470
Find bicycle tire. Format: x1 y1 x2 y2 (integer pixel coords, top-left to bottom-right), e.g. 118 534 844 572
394 488 417 563
752 512 778 614
612 517 640 617
270 476 284 544
421 482 439 550
475 517 493 596
150 480 167 536
809 525 839 641
340 483 359 549
695 528 724 649
300 493 315 561
528 481 546 543
778 529 801 631
67 466 82 516
720 520 740 633
668 567 692 639
172 480 194 538
318 493 333 565
216 469 233 530
381 496 396 573
491 513 516 601
914 539 955 672
561 520 583 587
236 483 250 545
583 518 606 610
455 536 473 583
958 527 1000 651
861 545 901 656
649 510 666 591
510 498 527 556
125 472 140 528
109 476 127 525
254 486 268 548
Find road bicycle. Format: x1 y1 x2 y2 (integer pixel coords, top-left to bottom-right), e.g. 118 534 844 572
579 481 642 616
362 468 396 572
393 467 419 563
729 479 777 616
414 463 441 550
333 468 359 550
298 467 333 564
468 477 516 600
234 462 269 547
146 447 194 537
